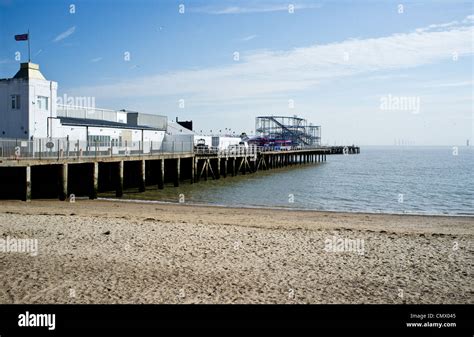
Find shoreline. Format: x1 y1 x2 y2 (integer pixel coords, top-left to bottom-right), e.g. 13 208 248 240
96 196 474 218
0 199 472 304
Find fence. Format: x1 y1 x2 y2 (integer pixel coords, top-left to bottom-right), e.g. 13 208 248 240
194 144 326 156
0 138 193 160
0 138 329 161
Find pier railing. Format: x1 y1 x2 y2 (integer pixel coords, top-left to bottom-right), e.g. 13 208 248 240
0 139 358 161
0 139 193 160
194 145 332 156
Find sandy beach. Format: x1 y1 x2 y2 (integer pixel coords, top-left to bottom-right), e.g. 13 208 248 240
0 199 472 304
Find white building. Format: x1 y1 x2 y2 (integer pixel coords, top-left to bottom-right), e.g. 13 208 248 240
1 62 253 156
0 62 179 152
0 62 58 139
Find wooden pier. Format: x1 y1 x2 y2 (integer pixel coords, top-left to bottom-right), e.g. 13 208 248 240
0 146 359 201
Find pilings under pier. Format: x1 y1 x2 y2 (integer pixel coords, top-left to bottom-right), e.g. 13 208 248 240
0 146 359 201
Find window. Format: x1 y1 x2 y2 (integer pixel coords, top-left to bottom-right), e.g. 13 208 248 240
88 135 111 147
11 95 20 109
36 96 49 110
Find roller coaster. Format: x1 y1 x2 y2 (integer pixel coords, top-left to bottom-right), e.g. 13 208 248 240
254 116 321 147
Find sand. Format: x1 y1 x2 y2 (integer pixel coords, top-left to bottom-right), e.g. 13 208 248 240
0 199 472 304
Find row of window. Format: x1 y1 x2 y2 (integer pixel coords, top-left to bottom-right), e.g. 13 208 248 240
87 136 124 147
10 95 49 110
88 135 111 146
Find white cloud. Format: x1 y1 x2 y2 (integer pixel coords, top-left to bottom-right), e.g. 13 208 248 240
241 34 257 41
53 26 76 42
423 80 473 88
193 3 321 14
90 57 103 63
67 19 473 107
415 14 474 33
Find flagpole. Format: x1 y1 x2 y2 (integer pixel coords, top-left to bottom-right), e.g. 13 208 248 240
28 29 31 62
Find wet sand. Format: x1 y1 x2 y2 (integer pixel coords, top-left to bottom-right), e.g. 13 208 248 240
0 199 472 304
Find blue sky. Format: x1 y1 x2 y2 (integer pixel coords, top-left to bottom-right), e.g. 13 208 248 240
0 0 472 145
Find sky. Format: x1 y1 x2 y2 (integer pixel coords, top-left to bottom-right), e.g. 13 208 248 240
0 0 472 145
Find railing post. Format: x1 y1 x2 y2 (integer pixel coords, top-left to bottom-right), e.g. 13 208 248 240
66 139 70 158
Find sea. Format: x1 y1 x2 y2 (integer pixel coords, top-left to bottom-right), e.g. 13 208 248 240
101 146 474 216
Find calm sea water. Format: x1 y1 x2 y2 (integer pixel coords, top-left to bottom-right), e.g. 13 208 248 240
102 146 474 215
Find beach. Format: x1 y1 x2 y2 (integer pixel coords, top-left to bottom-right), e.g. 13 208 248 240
0 199 472 304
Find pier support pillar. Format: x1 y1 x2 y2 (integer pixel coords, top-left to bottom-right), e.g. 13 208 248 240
139 160 146 192
215 159 220 180
25 166 31 202
191 157 195 184
90 162 98 199
205 159 209 181
232 158 236 176
59 164 68 201
158 159 165 189
224 158 228 178
195 158 199 183
174 158 180 187
116 161 124 197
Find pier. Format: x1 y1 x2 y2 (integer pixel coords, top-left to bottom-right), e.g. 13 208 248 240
0 140 359 201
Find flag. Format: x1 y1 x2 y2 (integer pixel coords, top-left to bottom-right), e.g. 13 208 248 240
15 34 29 41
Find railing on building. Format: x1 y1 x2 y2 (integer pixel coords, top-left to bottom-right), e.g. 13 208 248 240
57 104 121 123
56 105 168 130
